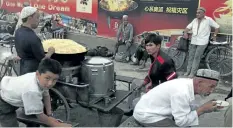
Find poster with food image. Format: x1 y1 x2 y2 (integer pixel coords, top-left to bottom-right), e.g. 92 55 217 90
76 0 93 13
96 0 199 47
200 0 232 34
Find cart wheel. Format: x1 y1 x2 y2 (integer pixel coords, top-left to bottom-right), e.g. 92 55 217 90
167 44 186 70
49 88 70 121
205 46 232 77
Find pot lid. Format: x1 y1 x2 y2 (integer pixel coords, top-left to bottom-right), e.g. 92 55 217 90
86 57 112 64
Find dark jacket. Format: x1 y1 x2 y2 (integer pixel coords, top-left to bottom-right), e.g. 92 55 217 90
143 50 177 90
15 26 45 75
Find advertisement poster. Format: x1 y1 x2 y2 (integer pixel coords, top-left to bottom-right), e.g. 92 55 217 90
0 0 231 47
0 0 98 21
200 0 232 34
97 0 199 47
0 0 98 35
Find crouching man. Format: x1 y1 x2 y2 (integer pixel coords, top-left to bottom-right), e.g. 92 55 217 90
133 69 221 127
0 58 71 127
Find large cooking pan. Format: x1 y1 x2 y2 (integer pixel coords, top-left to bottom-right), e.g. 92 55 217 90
99 0 138 19
46 52 86 66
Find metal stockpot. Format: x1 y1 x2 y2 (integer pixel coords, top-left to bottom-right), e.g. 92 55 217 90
81 57 115 98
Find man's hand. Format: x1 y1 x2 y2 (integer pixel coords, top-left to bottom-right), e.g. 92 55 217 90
197 100 218 115
48 47 55 54
211 36 217 41
44 47 55 59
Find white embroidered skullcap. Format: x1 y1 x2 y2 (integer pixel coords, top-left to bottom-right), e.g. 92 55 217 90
23 2 30 7
20 6 37 19
123 15 128 19
198 7 206 12
196 69 220 81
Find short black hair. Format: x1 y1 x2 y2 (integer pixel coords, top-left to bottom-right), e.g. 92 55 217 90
37 58 62 75
145 33 162 45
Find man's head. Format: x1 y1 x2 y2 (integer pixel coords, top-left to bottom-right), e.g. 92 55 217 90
196 7 206 19
23 2 30 7
122 15 128 26
36 58 62 90
145 33 162 55
21 6 40 29
193 69 220 97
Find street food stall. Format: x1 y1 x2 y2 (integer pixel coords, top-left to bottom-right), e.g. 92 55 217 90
19 38 136 126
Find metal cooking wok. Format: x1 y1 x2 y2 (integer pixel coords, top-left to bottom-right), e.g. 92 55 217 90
99 0 138 19
47 52 87 66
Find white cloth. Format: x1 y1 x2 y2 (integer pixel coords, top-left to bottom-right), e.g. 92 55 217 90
20 6 37 19
0 72 49 115
14 13 22 35
133 78 199 127
187 16 220 45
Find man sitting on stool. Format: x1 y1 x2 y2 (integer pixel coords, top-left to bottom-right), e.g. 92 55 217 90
113 15 134 62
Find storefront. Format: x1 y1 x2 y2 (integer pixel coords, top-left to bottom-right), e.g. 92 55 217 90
0 0 232 47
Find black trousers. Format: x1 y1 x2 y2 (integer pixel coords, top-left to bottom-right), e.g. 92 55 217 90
0 96 19 127
20 59 39 75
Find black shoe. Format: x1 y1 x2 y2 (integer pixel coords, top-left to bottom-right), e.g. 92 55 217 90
124 109 133 116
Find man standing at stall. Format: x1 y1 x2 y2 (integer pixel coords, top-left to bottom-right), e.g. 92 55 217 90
114 15 134 62
13 1 30 35
15 6 55 75
183 7 220 77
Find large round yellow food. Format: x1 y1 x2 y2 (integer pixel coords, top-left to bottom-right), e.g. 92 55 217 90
42 39 87 54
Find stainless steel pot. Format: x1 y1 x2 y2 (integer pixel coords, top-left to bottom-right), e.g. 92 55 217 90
81 57 115 98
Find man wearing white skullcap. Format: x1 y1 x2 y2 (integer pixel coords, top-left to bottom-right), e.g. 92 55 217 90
7 8 71 128
13 1 30 35
133 69 221 127
14 6 55 75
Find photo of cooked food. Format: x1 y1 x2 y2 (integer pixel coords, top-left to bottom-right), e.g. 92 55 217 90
99 0 137 12
99 0 138 18
213 0 232 34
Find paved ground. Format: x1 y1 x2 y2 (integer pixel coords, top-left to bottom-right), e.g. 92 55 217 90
0 33 232 127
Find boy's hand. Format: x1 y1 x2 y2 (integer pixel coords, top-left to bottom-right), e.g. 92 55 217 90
57 123 72 127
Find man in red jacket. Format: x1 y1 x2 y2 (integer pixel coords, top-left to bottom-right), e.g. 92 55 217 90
126 33 177 113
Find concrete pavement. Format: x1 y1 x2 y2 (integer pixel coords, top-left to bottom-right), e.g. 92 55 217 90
0 33 231 127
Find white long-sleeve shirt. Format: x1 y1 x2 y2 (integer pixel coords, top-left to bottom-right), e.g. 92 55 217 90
133 78 199 127
187 16 220 45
